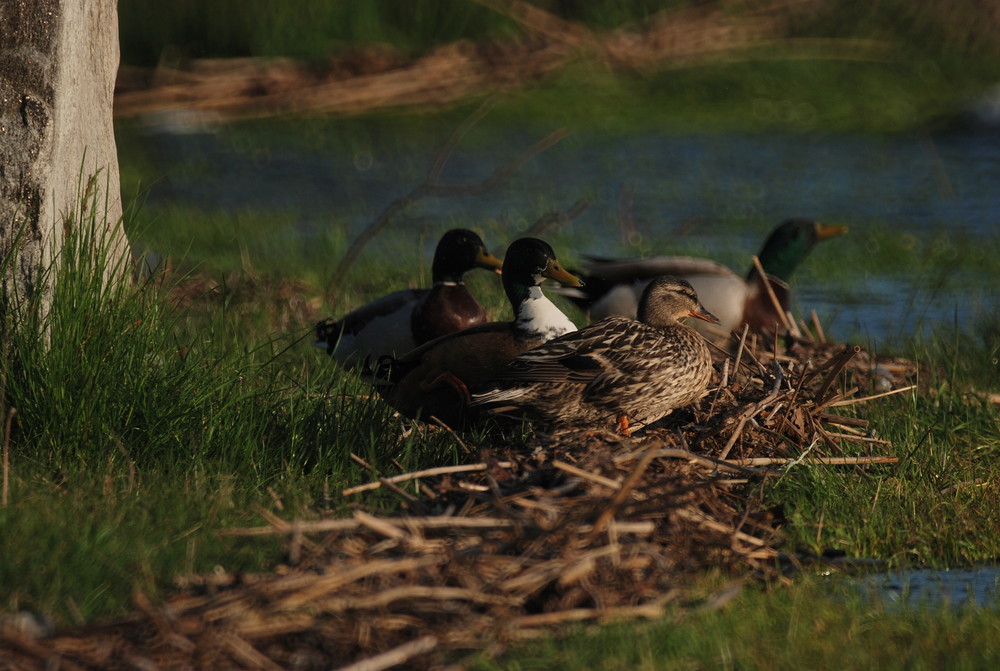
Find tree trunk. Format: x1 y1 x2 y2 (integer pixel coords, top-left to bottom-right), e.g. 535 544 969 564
0 0 126 313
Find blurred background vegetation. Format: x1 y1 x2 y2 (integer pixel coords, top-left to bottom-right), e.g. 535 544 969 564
118 0 1000 66
115 0 1000 134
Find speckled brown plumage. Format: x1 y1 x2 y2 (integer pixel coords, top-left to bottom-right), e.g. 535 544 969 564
471 276 718 434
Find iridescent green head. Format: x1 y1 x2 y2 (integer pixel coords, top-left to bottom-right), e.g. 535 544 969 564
751 219 848 282
500 237 583 304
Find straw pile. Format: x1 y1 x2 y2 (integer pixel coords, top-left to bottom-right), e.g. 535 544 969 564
0 334 912 670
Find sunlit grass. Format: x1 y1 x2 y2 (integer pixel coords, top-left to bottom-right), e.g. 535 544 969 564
0 198 469 621
471 575 1000 670
4 187 998 628
771 393 1000 566
9 0 991 657
14 19 1000 648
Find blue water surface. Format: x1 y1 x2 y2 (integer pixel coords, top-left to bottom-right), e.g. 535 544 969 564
126 114 1000 347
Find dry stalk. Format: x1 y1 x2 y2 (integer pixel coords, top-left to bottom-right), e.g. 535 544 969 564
751 255 796 336
551 459 621 490
829 384 916 406
333 635 439 671
512 598 673 629
1 324 918 670
717 391 781 460
342 462 514 496
732 456 899 467
813 345 861 403
585 449 656 541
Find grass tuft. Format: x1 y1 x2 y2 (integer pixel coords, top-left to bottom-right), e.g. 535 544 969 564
0 192 455 621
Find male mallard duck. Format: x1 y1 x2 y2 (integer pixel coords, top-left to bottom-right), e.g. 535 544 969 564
315 228 503 370
471 276 718 436
558 219 847 337
374 237 582 425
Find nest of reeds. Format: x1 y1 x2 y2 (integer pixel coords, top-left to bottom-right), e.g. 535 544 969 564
0 331 914 671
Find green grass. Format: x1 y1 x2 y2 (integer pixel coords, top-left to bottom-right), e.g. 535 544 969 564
10 49 1000 659
0 195 468 622
470 574 1000 670
771 391 1000 566
1 175 998 671
3 189 998 627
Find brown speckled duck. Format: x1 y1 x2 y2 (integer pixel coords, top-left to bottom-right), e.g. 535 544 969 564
374 237 582 426
470 276 718 436
314 229 503 370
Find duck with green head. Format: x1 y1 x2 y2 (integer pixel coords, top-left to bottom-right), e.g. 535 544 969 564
374 237 582 426
557 219 847 337
314 228 503 370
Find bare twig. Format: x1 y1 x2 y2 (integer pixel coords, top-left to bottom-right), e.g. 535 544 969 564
751 255 795 335
810 308 826 342
718 391 781 461
731 456 898 466
523 196 594 238
814 345 861 403
342 461 513 496
512 599 673 629
828 385 916 406
645 447 774 476
733 323 750 376
333 636 439 671
325 108 568 300
220 515 520 538
585 449 655 541
551 459 621 490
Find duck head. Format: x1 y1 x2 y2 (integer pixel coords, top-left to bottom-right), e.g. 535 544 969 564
431 228 503 283
501 238 583 299
638 276 720 328
753 219 848 283
501 238 582 338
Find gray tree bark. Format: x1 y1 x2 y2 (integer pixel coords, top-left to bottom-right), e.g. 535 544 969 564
0 0 126 312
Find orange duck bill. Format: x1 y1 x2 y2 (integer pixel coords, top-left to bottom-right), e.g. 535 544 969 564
688 305 721 324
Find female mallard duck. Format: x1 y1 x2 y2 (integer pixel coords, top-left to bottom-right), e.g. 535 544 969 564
471 276 718 436
558 219 847 337
315 228 503 370
374 237 582 425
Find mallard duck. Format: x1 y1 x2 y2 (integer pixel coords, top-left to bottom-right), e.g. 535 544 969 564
471 276 718 436
315 228 503 370
558 219 848 337
374 237 583 425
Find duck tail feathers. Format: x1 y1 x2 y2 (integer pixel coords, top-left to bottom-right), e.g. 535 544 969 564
469 387 526 408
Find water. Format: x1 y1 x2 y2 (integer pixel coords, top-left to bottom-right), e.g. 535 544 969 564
856 565 1000 611
794 557 1000 610
124 114 1000 347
